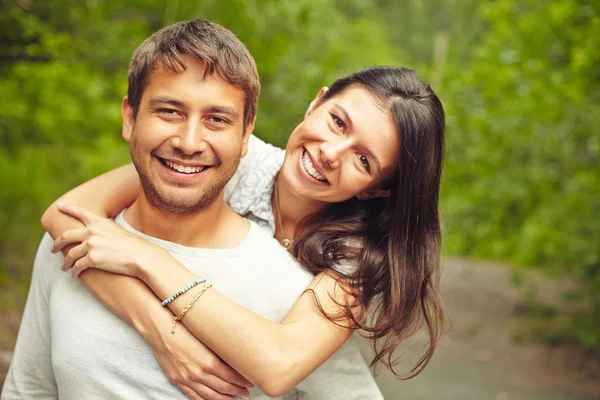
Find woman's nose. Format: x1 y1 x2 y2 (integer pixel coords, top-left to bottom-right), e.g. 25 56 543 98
320 139 349 169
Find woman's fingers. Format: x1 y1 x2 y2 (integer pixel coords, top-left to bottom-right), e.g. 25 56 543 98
52 229 88 253
181 382 238 400
57 202 100 226
71 256 92 278
62 243 88 271
178 384 206 400
192 374 250 399
208 362 253 395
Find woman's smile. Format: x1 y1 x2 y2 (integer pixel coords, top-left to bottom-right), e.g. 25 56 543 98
300 148 328 183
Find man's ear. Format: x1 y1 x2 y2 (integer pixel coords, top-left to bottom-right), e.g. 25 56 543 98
305 86 330 118
121 96 135 142
241 115 256 158
356 186 391 201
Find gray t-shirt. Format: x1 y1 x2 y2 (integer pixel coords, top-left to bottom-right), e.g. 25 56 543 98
3 216 382 399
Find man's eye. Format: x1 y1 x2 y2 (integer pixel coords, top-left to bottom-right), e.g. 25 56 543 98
331 114 345 131
210 117 228 124
158 108 179 116
358 154 370 172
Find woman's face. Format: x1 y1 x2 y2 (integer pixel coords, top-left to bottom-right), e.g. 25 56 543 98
280 85 400 204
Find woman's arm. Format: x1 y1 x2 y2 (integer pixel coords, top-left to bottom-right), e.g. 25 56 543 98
41 164 139 239
143 263 356 397
80 270 252 400
54 206 360 398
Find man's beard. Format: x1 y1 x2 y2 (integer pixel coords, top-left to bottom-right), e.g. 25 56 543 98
139 170 224 215
129 130 240 215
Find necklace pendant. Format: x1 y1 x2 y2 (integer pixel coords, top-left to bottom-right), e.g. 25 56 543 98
281 238 293 249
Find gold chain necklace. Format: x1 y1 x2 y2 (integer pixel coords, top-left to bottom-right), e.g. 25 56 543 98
273 183 293 249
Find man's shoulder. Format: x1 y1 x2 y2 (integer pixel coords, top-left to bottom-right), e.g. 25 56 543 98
30 232 67 287
36 233 65 265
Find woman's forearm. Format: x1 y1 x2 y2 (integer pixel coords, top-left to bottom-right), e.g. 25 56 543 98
138 252 353 397
79 269 170 340
79 269 254 398
41 164 139 239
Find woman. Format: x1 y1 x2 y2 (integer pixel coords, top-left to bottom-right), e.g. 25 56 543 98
44 66 446 396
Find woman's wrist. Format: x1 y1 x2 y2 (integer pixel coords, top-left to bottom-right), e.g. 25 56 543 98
133 300 174 344
134 246 167 281
135 246 188 300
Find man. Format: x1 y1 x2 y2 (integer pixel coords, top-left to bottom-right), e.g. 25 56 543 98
2 19 382 399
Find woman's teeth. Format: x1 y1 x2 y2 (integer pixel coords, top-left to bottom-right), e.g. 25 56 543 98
163 159 205 174
302 151 326 182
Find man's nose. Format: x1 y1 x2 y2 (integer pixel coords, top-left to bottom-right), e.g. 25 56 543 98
171 121 208 155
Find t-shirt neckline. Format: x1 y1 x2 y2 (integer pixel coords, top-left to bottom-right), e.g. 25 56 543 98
115 209 255 258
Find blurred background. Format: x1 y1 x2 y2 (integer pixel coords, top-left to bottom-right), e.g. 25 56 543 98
0 0 598 398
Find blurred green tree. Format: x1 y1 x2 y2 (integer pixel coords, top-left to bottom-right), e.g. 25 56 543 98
1 0 598 351
441 0 599 348
0 0 403 309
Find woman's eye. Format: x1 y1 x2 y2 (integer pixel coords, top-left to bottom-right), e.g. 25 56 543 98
358 154 370 172
331 114 346 131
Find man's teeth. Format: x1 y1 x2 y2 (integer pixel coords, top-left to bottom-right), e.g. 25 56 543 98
164 160 205 174
302 151 326 182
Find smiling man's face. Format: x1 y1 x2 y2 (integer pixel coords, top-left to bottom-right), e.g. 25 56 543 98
122 56 252 214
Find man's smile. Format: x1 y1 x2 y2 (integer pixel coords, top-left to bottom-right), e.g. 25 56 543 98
158 157 209 174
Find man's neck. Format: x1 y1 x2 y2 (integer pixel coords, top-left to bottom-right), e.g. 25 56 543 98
124 192 249 249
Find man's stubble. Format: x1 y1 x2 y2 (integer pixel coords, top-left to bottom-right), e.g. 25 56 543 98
128 127 241 215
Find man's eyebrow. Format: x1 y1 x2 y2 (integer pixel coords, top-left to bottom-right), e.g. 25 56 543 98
148 96 186 108
203 105 240 120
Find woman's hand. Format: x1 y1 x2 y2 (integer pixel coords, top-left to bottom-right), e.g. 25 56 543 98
51 203 165 278
150 324 252 400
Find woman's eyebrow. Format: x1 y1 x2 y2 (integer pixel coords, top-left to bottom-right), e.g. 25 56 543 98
332 104 353 130
366 148 382 173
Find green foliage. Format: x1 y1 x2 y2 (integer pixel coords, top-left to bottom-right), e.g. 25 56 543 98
441 0 600 348
0 0 403 308
1 0 598 351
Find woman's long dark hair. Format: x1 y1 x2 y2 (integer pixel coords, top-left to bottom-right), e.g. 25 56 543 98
293 66 446 379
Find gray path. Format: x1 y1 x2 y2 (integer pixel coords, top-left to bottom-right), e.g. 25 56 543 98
360 259 599 400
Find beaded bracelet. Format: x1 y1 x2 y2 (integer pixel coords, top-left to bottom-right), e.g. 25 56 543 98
172 283 213 334
161 278 206 306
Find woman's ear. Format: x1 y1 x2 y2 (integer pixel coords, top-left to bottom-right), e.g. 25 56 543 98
121 96 135 142
305 86 330 118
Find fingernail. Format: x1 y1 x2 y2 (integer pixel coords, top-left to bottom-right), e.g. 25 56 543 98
241 394 250 400
57 201 66 208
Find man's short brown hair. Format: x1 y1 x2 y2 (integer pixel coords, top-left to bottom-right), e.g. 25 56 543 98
128 19 260 129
